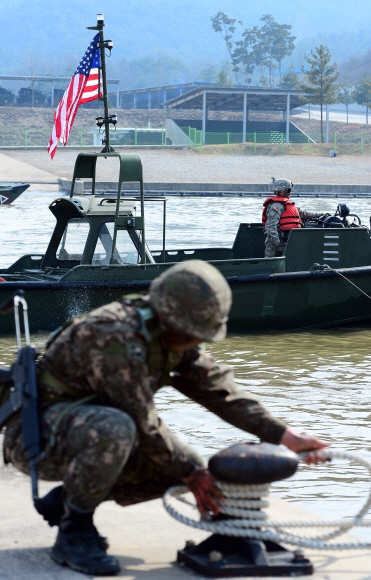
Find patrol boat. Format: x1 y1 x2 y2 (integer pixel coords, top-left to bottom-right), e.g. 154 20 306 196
1 149 371 334
1 12 371 334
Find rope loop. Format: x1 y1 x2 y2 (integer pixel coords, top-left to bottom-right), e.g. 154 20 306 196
163 450 371 550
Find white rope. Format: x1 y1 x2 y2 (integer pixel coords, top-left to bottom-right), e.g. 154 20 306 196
163 450 371 550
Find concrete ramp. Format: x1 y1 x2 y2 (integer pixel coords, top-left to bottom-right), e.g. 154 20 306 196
165 119 194 146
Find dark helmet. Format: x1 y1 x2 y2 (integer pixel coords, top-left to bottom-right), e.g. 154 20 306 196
272 178 293 193
149 260 232 342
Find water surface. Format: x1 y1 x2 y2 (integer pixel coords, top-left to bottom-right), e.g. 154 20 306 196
0 191 370 539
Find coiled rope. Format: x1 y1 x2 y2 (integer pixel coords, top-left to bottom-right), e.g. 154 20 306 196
163 450 371 550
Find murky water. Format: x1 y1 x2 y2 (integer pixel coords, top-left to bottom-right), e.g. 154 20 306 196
0 191 370 539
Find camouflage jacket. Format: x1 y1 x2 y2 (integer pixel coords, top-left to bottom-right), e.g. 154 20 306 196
39 298 286 479
264 202 322 245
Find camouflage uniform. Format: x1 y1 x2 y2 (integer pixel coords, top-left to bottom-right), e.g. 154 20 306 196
264 202 323 258
3 298 286 512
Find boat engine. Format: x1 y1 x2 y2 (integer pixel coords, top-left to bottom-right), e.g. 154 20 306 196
305 203 362 228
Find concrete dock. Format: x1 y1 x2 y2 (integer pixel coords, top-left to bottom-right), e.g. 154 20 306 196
1 455 370 580
0 152 60 191
1 149 371 191
1 151 371 199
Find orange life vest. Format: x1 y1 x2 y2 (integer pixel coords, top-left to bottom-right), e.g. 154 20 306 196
262 196 302 230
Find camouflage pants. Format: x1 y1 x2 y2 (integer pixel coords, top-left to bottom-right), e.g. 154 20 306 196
264 239 284 258
3 403 204 511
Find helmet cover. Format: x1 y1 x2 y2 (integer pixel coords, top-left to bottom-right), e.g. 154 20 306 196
149 260 232 342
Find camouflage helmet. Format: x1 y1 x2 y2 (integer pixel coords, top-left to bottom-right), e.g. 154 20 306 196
272 178 294 193
149 260 232 342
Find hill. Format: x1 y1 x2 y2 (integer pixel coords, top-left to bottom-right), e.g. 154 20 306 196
0 0 370 76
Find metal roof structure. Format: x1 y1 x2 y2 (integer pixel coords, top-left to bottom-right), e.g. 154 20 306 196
164 86 308 144
119 82 218 110
165 86 306 113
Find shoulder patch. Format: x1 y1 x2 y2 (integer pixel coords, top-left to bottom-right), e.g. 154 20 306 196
270 203 283 213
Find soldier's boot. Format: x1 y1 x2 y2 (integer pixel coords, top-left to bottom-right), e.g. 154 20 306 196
35 485 109 551
51 503 120 576
34 485 64 526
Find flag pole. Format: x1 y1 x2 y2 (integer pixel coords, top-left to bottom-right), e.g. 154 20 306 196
88 14 114 153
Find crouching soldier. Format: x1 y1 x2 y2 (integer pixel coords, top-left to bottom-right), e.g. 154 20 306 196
2 260 329 576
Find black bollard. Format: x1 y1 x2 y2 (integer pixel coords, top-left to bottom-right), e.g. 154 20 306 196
209 442 299 484
177 442 313 577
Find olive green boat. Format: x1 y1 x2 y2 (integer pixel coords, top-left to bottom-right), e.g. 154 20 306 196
1 151 371 335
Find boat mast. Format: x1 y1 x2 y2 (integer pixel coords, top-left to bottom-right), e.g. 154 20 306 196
88 14 115 153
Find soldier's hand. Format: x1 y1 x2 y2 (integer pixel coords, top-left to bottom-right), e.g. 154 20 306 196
280 428 331 465
274 242 284 256
183 467 224 516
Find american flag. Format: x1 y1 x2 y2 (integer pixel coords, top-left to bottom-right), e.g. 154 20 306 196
48 33 102 159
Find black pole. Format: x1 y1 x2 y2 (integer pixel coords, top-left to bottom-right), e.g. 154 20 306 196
88 14 114 153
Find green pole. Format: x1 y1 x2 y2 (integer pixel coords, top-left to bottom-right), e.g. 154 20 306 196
80 126 83 149
361 133 364 154
161 126 164 148
253 132 256 154
334 131 337 154
24 127 28 150
135 127 137 147
307 133 310 155
227 132 230 153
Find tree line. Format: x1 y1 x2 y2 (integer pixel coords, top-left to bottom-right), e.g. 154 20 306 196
211 12 371 143
211 12 296 87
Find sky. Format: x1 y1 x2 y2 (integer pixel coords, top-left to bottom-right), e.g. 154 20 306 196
0 0 369 82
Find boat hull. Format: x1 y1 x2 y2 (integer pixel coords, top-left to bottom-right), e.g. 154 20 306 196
1 266 371 334
0 183 30 205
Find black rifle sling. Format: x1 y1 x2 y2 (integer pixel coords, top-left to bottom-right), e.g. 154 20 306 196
17 346 40 464
0 345 41 499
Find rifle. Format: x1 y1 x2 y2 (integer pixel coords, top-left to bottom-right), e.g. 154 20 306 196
0 290 41 502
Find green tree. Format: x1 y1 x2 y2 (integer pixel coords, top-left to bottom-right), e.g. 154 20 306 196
232 28 259 85
211 12 242 84
217 70 234 87
337 81 354 122
353 73 371 124
250 15 296 87
210 12 296 88
280 64 300 89
300 45 339 143
256 15 280 87
273 24 296 83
